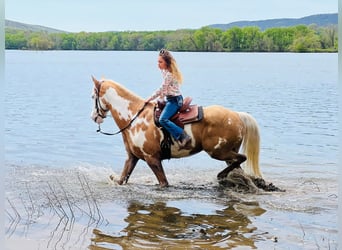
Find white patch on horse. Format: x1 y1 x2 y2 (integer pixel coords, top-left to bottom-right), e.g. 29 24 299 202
129 117 150 154
227 118 233 125
132 116 149 128
214 137 227 150
104 88 133 120
129 130 147 153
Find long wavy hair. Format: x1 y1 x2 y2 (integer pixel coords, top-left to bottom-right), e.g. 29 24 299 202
159 49 183 84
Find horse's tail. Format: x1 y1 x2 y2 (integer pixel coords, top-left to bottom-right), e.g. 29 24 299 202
237 112 262 178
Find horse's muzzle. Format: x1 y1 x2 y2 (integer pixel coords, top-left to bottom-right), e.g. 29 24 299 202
91 111 104 124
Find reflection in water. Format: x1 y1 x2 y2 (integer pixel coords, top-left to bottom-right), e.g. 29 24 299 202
91 200 266 249
5 164 271 250
5 164 338 249
5 52 338 249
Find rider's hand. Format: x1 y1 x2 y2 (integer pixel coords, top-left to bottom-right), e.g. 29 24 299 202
145 97 151 104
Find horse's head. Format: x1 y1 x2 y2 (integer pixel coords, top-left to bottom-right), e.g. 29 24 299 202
91 76 109 124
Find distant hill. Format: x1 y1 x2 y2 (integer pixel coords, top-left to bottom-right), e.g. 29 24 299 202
208 13 338 31
5 20 66 33
5 13 338 34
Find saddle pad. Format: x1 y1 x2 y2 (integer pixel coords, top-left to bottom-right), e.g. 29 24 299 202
179 105 202 124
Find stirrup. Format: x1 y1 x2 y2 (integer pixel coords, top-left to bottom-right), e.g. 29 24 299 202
178 135 191 148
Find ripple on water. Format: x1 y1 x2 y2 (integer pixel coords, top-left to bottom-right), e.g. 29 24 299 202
5 162 338 249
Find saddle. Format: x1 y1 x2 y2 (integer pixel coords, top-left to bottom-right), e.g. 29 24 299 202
154 97 203 159
154 97 203 129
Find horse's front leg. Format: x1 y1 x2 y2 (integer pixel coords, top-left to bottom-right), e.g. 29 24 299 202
117 153 139 185
145 157 169 187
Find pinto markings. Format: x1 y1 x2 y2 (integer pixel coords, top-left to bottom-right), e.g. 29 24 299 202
103 88 132 121
214 137 227 150
128 117 150 154
91 77 262 187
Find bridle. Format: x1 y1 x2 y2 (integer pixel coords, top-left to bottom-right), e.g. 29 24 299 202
93 82 148 136
93 85 109 122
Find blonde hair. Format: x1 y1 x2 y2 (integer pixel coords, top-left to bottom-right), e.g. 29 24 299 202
159 49 183 83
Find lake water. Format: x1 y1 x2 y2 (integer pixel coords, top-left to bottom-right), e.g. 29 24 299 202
4 51 338 249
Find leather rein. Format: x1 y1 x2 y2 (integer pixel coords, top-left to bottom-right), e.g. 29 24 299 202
94 83 147 136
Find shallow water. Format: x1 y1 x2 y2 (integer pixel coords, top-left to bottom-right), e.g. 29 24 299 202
5 163 338 249
5 51 338 249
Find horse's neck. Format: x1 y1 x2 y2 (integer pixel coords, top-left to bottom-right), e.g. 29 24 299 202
103 83 143 126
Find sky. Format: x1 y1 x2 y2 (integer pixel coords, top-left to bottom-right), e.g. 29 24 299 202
5 0 338 32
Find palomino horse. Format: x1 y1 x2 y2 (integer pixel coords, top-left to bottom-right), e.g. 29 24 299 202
90 77 262 187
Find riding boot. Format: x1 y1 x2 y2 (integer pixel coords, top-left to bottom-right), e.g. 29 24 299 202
178 132 191 149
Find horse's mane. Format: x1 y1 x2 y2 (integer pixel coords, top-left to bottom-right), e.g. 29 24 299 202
102 78 143 102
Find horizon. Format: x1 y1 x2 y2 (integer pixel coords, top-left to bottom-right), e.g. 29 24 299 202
5 0 338 32
5 12 338 33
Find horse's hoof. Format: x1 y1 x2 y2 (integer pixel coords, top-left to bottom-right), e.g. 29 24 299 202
217 172 226 180
160 183 169 188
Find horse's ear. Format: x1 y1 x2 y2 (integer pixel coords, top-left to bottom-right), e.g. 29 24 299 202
91 75 100 88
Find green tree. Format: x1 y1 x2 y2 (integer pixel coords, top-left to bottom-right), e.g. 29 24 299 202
107 33 122 50
166 30 197 51
120 32 142 50
74 32 89 50
317 25 337 50
222 27 243 51
141 32 165 50
5 30 27 49
27 33 53 50
193 27 223 51
5 25 338 52
289 25 321 52
60 33 77 50
240 27 262 51
263 27 294 51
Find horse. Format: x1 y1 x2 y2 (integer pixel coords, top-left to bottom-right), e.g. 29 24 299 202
90 76 262 187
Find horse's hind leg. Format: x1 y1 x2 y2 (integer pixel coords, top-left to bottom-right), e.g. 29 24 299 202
117 153 139 185
217 152 246 180
145 157 169 187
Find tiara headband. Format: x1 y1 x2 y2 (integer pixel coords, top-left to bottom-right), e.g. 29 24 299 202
159 49 174 62
159 48 167 55
161 48 173 55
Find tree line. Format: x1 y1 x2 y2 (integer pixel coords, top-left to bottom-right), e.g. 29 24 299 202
5 24 338 52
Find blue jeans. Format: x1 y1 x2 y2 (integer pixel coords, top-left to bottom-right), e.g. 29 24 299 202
159 95 184 140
